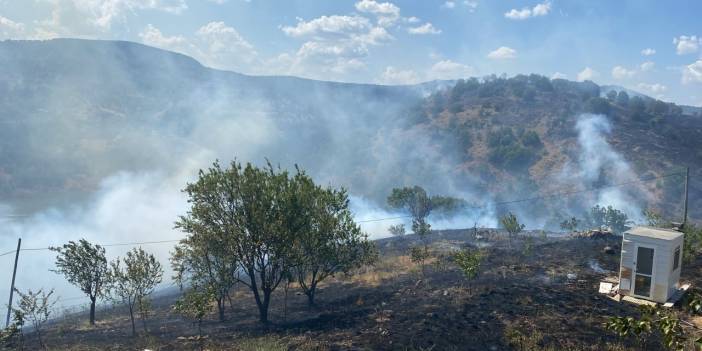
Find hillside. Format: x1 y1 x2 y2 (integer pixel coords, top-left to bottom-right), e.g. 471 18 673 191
0 39 700 225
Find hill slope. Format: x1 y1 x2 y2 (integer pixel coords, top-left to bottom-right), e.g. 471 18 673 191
0 39 700 224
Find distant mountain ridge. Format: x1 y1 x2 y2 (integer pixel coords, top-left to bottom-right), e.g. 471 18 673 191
0 39 700 224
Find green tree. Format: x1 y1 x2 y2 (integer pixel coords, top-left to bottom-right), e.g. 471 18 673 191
560 217 580 232
388 224 406 236
108 247 164 336
387 186 465 239
291 177 377 306
50 239 109 325
682 224 702 263
174 286 214 342
13 288 56 349
454 249 484 294
586 205 630 234
176 160 303 324
500 212 525 247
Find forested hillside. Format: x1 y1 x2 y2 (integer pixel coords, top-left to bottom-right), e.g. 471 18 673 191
0 39 700 223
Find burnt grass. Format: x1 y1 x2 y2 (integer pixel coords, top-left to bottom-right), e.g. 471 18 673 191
9 229 702 350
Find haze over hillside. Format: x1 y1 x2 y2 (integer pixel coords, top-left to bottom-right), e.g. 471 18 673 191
0 38 701 350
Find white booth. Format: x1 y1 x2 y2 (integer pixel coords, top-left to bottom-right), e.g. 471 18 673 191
618 226 684 303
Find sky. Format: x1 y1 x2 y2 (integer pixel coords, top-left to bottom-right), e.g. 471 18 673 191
0 0 701 106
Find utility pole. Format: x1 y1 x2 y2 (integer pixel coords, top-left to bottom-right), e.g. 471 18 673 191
5 238 20 328
683 167 690 229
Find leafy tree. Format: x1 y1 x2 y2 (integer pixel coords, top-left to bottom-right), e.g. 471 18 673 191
643 209 669 227
387 186 464 239
585 205 630 234
176 160 304 324
291 175 377 306
409 245 430 274
108 247 163 336
13 288 56 349
605 305 700 351
50 239 109 325
174 286 214 341
388 224 406 236
454 249 484 294
500 212 525 247
560 217 580 232
682 224 702 263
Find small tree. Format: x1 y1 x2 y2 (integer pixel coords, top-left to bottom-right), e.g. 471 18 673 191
13 288 56 349
605 305 700 350
292 179 377 306
109 247 164 336
174 287 214 340
560 217 580 232
50 239 109 325
682 224 702 263
454 249 484 294
388 224 406 236
500 212 525 247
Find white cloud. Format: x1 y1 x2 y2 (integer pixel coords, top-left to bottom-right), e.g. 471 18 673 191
275 11 394 79
354 0 400 27
641 48 656 56
673 35 701 55
442 1 456 9
207 0 228 3
611 65 636 80
405 16 420 23
139 24 188 49
487 46 516 60
428 60 475 80
0 15 26 39
682 60 702 84
637 83 667 94
577 67 598 81
281 15 371 38
407 23 441 35
377 66 420 85
139 22 257 72
505 1 551 20
551 72 567 79
464 1 479 12
194 21 257 68
640 61 655 72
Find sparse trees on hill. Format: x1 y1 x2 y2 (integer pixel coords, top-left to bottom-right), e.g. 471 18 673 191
454 249 484 294
108 247 163 336
50 239 109 325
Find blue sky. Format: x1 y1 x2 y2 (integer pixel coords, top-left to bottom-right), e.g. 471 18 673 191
0 0 701 105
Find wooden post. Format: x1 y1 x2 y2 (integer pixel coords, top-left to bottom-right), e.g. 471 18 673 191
681 167 689 229
5 238 21 328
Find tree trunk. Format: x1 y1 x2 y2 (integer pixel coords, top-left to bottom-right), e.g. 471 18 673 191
89 297 96 326
255 290 271 324
128 304 136 337
217 297 225 321
306 283 317 307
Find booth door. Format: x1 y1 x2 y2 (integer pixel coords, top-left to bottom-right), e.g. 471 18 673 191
633 246 654 298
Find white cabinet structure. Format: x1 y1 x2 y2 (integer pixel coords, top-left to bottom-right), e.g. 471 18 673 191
618 226 684 303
